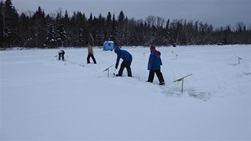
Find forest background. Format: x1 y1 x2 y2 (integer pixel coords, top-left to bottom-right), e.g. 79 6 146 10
1 0 250 48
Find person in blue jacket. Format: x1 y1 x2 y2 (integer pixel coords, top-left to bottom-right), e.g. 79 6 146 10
114 47 132 77
147 45 165 85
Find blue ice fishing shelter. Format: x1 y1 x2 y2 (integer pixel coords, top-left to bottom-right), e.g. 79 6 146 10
103 41 114 51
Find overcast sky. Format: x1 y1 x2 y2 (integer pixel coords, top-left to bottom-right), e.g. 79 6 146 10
12 0 251 28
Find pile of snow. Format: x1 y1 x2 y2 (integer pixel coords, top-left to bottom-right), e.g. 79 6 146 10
1 45 250 140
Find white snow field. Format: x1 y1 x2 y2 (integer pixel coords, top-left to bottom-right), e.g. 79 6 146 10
0 45 250 141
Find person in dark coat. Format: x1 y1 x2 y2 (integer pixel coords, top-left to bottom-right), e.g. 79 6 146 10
147 45 165 85
114 47 132 77
86 41 97 64
58 50 65 61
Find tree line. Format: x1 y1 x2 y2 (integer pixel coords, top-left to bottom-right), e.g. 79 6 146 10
1 0 250 48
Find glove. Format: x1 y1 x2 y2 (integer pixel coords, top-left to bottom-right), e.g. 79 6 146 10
115 63 118 69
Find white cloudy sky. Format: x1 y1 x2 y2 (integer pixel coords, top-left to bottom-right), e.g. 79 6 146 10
12 0 251 28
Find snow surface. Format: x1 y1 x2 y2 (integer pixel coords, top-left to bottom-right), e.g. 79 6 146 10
1 45 250 141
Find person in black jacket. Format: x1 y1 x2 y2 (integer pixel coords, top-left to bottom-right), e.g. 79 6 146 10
58 50 65 61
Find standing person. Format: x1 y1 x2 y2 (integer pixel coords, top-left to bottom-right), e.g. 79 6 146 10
86 41 97 64
114 47 132 77
58 50 65 61
147 45 165 85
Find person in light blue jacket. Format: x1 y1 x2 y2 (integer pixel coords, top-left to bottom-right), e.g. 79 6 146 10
114 47 132 77
147 45 165 85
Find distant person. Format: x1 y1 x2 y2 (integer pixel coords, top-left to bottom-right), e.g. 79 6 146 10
114 47 132 77
58 50 65 61
146 45 165 85
86 41 97 64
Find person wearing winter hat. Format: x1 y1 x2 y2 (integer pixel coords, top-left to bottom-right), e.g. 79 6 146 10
147 45 165 85
114 47 132 77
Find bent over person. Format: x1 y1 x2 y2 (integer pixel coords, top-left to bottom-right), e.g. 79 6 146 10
147 45 165 85
58 50 65 61
114 47 132 77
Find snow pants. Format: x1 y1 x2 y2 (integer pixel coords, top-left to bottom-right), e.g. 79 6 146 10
58 53 65 60
117 61 132 77
87 53 97 64
147 70 165 83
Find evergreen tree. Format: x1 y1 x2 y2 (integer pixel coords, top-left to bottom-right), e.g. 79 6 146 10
2 0 19 47
32 6 46 47
0 1 4 47
56 10 68 47
111 14 117 45
19 13 32 47
117 11 126 45
45 23 57 47
105 12 112 40
62 10 71 46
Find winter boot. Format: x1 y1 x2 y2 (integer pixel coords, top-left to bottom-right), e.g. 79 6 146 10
159 81 165 85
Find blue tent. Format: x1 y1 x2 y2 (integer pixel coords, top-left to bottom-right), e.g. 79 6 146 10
103 41 114 51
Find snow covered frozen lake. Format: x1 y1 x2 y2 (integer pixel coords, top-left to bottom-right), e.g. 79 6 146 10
1 45 250 140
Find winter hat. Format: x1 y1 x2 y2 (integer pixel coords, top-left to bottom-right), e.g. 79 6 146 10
114 47 121 53
150 45 155 50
